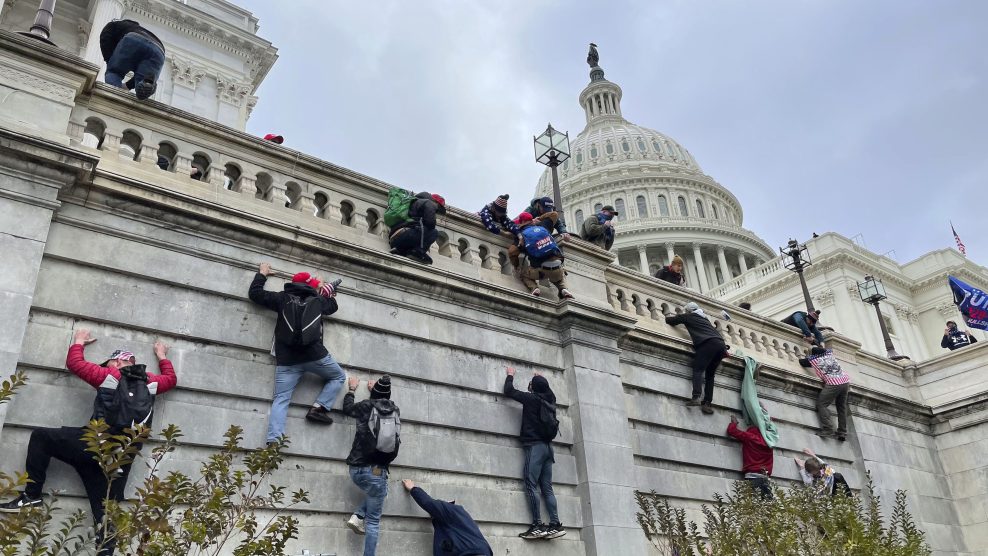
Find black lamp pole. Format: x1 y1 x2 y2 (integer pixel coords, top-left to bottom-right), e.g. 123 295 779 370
19 0 58 46
781 239 815 313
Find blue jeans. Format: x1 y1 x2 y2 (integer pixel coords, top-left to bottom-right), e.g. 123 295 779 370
523 442 559 525
266 354 346 442
350 465 389 556
105 33 165 89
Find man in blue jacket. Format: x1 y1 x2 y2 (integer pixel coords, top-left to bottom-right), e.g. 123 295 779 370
402 479 493 556
781 309 825 347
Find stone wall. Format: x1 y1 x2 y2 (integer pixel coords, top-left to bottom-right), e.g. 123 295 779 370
1 31 987 556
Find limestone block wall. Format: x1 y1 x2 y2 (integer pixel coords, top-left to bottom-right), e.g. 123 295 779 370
1 33 986 556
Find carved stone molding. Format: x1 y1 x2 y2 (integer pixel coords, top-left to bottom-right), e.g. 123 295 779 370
216 75 251 106
170 57 206 89
937 303 957 318
815 289 835 308
0 64 76 104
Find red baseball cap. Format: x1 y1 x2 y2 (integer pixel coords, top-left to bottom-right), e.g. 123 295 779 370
263 134 284 144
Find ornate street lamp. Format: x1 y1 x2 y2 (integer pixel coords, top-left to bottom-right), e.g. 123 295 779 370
534 123 570 211
857 275 909 360
780 238 815 313
19 0 58 46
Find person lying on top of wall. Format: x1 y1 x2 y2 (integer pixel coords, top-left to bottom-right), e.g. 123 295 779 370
387 191 446 266
100 19 165 101
781 309 825 347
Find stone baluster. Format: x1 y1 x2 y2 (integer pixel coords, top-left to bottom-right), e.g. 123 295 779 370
67 121 85 145
238 175 257 199
208 165 226 190
174 153 194 178
299 195 318 216
100 131 121 155
139 143 159 167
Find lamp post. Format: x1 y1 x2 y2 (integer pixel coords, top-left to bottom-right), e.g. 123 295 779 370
780 238 814 313
19 0 58 46
857 275 909 360
534 123 571 212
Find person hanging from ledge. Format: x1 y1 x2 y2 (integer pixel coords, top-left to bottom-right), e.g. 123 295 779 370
580 204 617 250
386 189 446 265
523 197 570 240
514 212 573 300
799 346 850 441
727 406 776 499
655 255 687 287
503 367 566 541
941 320 978 351
400 479 494 556
794 447 851 497
100 19 166 101
665 302 729 414
781 309 825 347
248 263 346 445
0 329 177 556
478 193 520 238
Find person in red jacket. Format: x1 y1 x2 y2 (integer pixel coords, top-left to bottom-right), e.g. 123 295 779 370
727 413 774 499
0 329 177 556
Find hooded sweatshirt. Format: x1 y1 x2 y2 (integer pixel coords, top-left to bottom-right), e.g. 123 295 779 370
342 391 401 467
665 305 724 347
410 487 494 556
503 374 556 446
248 273 339 365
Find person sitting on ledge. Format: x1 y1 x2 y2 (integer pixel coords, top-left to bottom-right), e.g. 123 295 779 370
100 19 165 101
389 192 446 265
781 309 825 347
656 255 687 287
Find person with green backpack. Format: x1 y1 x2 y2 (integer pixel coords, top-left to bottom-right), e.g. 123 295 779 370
503 367 566 541
385 188 446 265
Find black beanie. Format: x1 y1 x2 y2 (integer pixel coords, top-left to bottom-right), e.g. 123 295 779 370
371 375 392 399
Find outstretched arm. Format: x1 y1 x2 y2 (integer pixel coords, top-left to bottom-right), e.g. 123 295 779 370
503 368 535 403
248 264 282 311
408 484 451 523
65 330 110 388
147 340 177 394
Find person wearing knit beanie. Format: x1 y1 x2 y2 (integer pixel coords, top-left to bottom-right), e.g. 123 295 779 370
656 254 687 287
479 194 521 238
370 375 392 399
248 262 347 443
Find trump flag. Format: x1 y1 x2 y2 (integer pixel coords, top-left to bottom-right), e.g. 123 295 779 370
949 275 988 331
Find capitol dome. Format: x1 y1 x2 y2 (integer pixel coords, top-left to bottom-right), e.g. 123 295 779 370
536 47 775 294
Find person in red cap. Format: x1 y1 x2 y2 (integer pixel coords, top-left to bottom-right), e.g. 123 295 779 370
248 263 345 444
263 133 284 144
388 191 447 265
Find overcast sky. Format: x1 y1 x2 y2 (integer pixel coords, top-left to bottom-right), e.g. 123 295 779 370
239 0 987 266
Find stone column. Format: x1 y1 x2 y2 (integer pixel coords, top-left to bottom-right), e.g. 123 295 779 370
692 243 709 292
0 131 97 443
637 245 649 274
716 246 730 285
558 309 645 556
738 252 749 273
82 0 126 72
665 243 675 266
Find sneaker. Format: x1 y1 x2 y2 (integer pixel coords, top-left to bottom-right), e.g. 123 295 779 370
700 403 714 415
531 288 541 297
305 405 333 425
519 522 547 540
0 493 42 513
837 435 847 442
345 514 366 535
558 289 574 300
685 397 702 407
135 79 156 100
389 248 401 255
543 523 566 539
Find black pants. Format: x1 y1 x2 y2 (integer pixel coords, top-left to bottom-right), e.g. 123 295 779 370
24 426 133 556
390 224 438 256
745 477 773 500
692 339 726 403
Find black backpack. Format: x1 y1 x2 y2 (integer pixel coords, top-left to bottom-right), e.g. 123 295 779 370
535 398 559 441
108 365 154 428
276 294 323 347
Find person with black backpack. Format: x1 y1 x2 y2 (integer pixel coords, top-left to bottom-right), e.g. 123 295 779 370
503 367 565 541
342 375 401 556
387 189 447 265
0 329 177 556
248 263 346 445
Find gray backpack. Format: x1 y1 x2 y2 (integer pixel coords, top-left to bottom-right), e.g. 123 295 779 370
368 404 401 457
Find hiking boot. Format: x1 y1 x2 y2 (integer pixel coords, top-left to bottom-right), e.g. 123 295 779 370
543 522 566 539
816 430 836 439
519 522 548 540
700 402 714 415
558 289 574 300
345 514 366 535
531 288 541 297
837 435 847 442
0 493 42 513
389 247 402 255
408 250 433 265
305 405 333 425
135 79 156 100
685 397 702 407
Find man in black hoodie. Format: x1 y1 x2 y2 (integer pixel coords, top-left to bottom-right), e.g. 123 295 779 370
401 479 493 556
99 19 166 100
248 263 346 445
665 302 729 414
503 367 565 541
343 375 400 556
389 192 447 265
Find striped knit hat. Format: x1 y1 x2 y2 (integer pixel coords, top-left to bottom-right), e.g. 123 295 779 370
492 194 509 213
101 349 135 367
371 375 392 399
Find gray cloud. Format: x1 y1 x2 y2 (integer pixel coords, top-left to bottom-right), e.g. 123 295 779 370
241 0 988 265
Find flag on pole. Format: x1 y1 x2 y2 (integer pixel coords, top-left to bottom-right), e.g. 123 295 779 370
948 275 987 331
951 222 967 256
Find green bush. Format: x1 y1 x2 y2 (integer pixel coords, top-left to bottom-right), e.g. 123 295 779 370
636 479 931 556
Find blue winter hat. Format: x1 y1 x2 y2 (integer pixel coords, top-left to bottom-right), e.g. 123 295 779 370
539 197 555 211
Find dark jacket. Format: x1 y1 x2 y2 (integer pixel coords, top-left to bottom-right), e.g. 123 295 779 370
503 375 556 446
665 312 724 347
99 19 165 61
342 392 401 467
410 487 493 556
942 329 977 350
525 198 568 234
248 273 338 365
580 214 614 250
393 192 445 233
479 204 519 237
656 265 685 286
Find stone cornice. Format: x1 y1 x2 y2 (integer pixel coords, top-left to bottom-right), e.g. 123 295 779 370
560 173 743 216
613 220 774 258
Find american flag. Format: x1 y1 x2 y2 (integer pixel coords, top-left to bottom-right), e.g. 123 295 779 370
952 222 967 256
